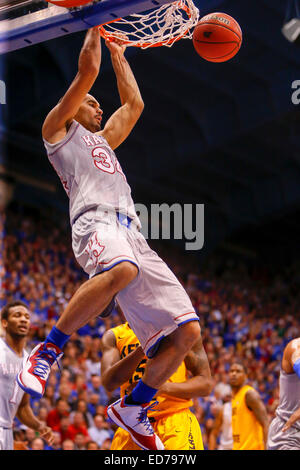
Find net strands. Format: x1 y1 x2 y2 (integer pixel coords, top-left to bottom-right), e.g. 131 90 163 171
99 0 199 48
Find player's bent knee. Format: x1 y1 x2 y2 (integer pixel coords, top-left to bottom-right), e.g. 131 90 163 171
189 319 201 339
181 320 201 345
111 261 138 291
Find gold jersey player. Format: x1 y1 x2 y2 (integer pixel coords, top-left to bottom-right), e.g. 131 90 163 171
17 28 202 450
101 322 212 450
229 362 269 450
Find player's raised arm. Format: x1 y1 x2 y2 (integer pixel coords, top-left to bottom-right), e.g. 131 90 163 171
99 39 144 150
42 27 101 142
101 329 145 393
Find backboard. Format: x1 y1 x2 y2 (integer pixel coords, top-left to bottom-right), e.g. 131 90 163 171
0 0 174 53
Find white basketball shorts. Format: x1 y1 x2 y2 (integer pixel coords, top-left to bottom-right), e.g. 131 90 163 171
0 427 13 450
72 208 199 357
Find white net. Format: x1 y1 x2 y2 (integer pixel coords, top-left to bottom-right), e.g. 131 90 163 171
99 0 200 49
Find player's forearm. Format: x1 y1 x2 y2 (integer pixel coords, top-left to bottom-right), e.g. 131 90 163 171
16 404 43 432
158 376 213 399
102 346 145 392
78 27 101 76
110 52 144 109
208 431 218 450
262 424 269 449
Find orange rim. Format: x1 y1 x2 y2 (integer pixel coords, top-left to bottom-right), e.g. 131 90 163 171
98 0 193 48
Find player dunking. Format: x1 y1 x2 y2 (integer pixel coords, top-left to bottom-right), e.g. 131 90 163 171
0 301 53 450
17 28 201 450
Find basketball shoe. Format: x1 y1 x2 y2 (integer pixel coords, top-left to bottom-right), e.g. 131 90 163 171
17 342 63 398
107 397 164 450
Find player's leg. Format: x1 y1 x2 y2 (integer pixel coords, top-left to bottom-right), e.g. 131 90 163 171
55 261 138 334
154 410 204 450
107 231 203 451
107 321 200 451
141 320 200 389
17 261 138 398
109 319 199 403
0 427 14 450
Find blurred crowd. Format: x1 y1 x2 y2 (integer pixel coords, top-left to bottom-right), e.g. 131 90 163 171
1 203 300 450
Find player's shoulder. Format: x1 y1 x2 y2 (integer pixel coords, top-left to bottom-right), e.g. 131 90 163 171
244 385 262 406
243 384 255 393
240 384 256 400
101 328 117 348
283 337 300 366
286 337 300 351
282 337 300 359
110 322 129 339
102 324 130 349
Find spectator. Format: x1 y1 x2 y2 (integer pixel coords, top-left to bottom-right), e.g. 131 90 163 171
87 393 102 416
31 437 45 450
40 384 56 411
57 416 73 443
57 382 76 407
70 399 94 428
47 398 70 431
61 439 75 450
100 438 112 450
36 406 49 425
83 338 102 380
24 427 37 448
94 405 107 419
71 374 88 402
47 431 62 450
67 411 90 442
87 414 112 448
74 432 87 450
86 440 99 450
87 375 109 406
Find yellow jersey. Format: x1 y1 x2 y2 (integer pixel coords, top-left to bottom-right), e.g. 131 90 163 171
231 384 264 450
111 323 193 419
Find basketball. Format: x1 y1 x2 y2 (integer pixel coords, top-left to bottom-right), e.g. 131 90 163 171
192 12 242 63
47 0 91 8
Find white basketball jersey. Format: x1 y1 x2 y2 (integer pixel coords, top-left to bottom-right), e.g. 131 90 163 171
275 369 300 430
0 338 28 428
43 121 141 227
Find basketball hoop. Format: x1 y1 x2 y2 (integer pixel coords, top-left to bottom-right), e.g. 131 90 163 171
98 0 200 49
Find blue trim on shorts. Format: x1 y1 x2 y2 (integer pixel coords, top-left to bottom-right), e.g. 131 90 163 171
178 317 200 327
94 259 140 275
146 335 165 359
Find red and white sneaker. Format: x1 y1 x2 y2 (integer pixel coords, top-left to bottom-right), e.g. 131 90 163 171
17 342 63 398
107 397 164 450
